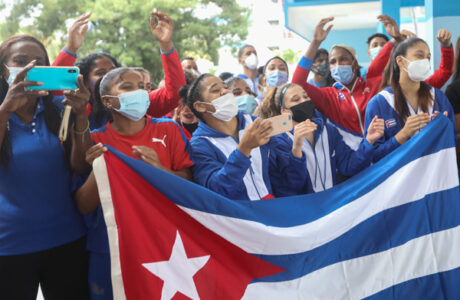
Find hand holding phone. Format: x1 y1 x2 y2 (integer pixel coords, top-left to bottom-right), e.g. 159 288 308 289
26 66 79 90
264 113 293 137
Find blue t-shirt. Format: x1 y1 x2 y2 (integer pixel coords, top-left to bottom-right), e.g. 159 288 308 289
0 97 86 255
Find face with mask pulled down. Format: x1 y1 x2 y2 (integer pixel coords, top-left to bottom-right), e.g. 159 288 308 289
193 75 238 122
280 85 315 123
396 41 431 82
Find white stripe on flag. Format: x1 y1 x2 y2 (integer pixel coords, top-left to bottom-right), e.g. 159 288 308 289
242 224 460 300
93 156 127 300
181 148 459 255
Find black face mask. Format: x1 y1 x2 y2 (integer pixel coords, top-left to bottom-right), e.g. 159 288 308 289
290 101 315 123
183 122 198 134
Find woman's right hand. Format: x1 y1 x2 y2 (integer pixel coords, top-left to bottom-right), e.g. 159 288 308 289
396 113 430 143
0 60 48 116
85 143 107 165
237 118 273 157
292 119 317 158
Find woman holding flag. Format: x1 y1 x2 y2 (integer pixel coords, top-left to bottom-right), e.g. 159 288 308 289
181 74 308 200
73 11 194 300
258 83 385 195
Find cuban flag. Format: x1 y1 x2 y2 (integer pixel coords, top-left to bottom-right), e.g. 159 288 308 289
93 116 460 300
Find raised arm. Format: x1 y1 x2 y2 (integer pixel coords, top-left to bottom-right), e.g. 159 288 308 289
366 15 405 80
146 11 186 118
426 29 454 89
52 12 91 67
292 17 337 117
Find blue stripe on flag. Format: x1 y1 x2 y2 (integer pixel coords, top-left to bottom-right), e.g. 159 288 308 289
251 186 460 282
107 116 455 228
364 266 460 299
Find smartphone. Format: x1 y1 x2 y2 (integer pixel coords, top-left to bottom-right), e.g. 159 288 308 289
26 66 79 90
265 113 293 137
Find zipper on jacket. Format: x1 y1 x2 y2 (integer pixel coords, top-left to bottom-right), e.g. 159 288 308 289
249 165 263 199
345 79 364 134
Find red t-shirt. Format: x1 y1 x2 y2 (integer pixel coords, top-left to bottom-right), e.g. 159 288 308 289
91 116 193 171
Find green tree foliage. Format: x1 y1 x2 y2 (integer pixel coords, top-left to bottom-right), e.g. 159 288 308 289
276 48 301 65
0 0 250 82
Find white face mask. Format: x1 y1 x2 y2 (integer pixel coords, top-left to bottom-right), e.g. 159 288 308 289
4 65 24 85
401 56 431 82
244 54 258 70
201 93 238 122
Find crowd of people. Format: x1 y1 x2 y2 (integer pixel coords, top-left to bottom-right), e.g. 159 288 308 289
0 9 458 300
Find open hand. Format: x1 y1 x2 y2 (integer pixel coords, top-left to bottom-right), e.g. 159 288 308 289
65 12 91 54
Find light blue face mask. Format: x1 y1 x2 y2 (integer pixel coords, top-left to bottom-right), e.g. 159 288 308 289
266 70 288 87
331 65 354 85
4 65 24 86
107 89 150 121
370 46 382 60
236 94 258 114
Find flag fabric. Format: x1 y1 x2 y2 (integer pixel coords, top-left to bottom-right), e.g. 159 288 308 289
93 116 460 300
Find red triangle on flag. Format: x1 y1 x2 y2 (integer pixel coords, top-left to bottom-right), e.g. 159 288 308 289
100 151 283 300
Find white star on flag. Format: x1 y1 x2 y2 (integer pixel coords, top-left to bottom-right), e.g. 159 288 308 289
142 231 210 300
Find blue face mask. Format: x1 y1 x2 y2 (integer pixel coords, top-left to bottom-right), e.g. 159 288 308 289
370 46 382 60
266 70 288 87
236 94 258 114
108 89 150 121
331 65 354 85
5 65 24 86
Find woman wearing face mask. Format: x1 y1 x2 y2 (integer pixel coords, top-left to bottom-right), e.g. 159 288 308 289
367 15 453 87
259 83 384 195
236 44 259 95
307 48 334 88
74 67 193 300
75 11 185 130
292 17 385 151
225 77 258 114
365 38 456 163
181 74 308 200
0 35 93 299
263 56 289 88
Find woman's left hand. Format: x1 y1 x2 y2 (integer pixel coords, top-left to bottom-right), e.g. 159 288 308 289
366 116 385 145
62 75 91 118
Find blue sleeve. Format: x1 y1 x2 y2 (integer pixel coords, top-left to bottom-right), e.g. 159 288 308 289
190 138 251 199
364 95 401 162
269 135 308 196
298 56 313 70
331 126 374 176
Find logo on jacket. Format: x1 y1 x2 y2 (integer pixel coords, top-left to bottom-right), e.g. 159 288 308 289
362 87 370 94
337 91 346 100
152 135 167 147
385 119 397 128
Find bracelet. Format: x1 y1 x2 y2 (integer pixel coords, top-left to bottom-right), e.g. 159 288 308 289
73 120 90 135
